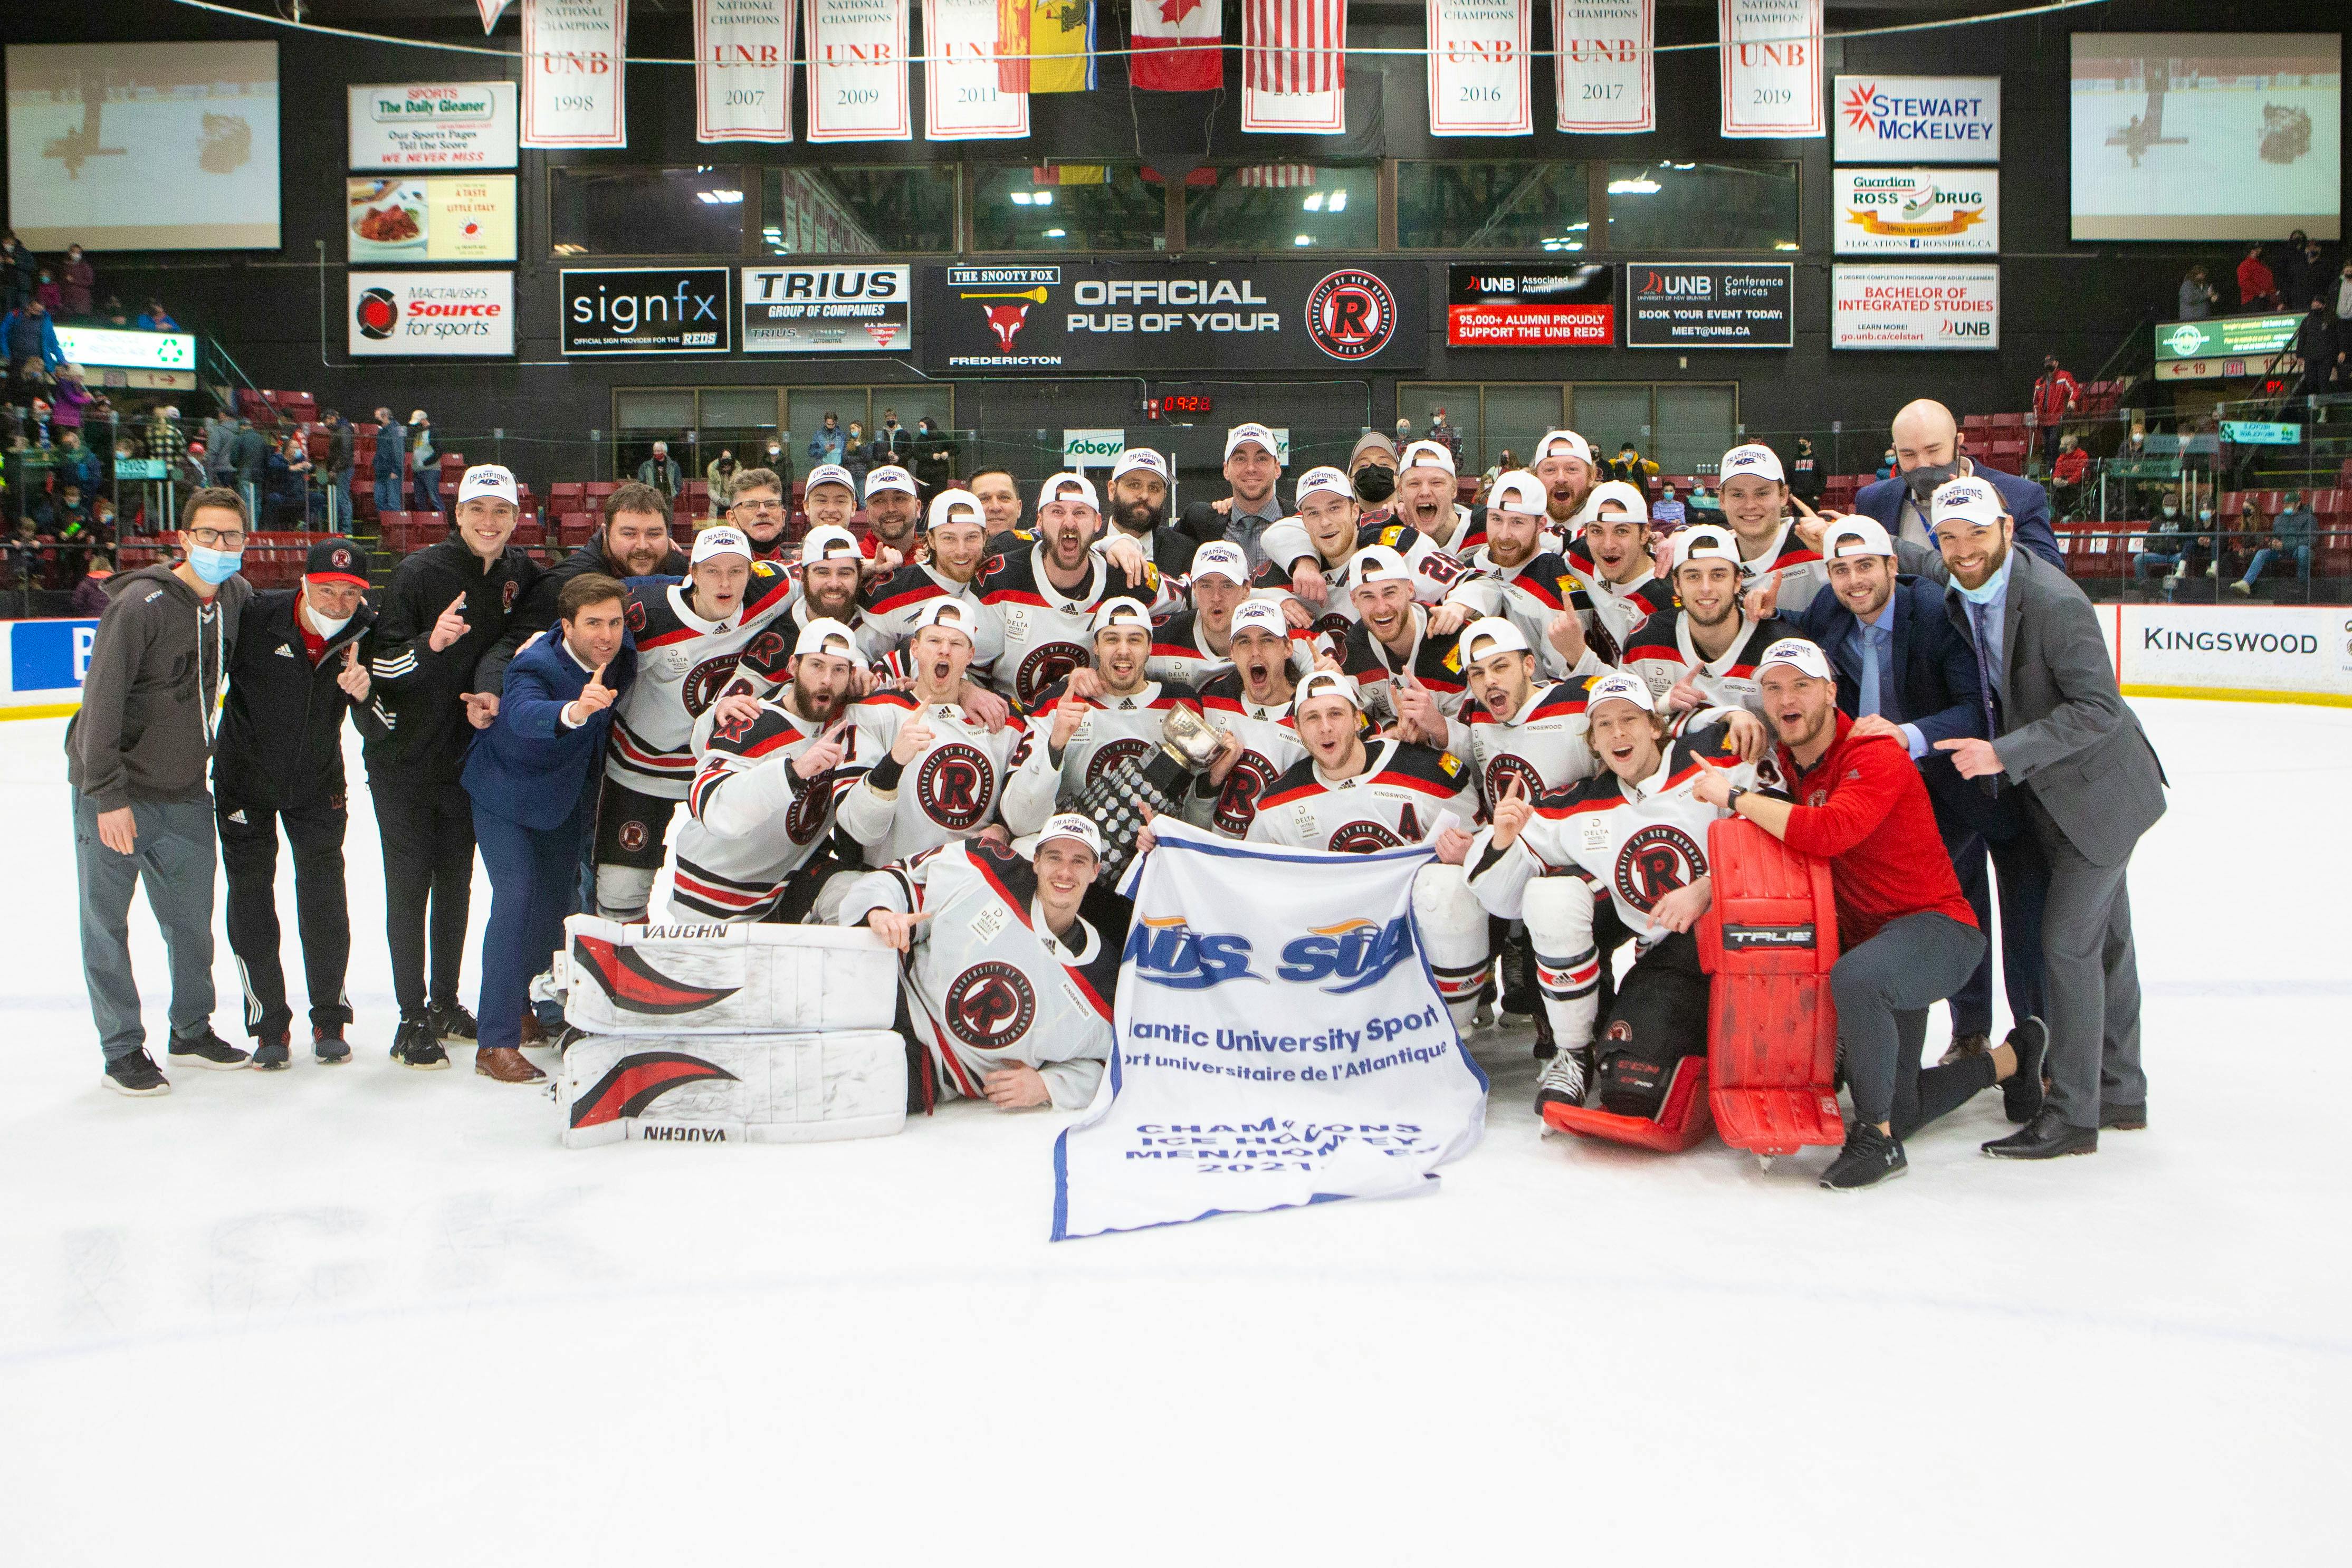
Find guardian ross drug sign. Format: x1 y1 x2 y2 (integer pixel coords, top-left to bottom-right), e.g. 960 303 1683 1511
1833 75 2000 162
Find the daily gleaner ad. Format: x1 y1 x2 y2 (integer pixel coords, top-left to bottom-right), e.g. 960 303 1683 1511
1833 168 1999 255
916 262 1426 373
347 82 519 169
1831 264 2000 350
741 264 910 353
348 271 514 356
1447 263 1613 347
346 176 517 262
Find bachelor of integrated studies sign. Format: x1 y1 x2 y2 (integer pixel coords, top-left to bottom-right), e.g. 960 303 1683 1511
1623 263 1793 348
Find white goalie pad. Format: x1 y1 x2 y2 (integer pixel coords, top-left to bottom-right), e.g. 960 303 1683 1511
559 1031 908 1149
556 915 900 1036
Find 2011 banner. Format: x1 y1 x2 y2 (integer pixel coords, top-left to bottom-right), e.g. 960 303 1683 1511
807 0 912 141
1718 0 1822 139
1428 0 1529 137
925 0 1028 139
1242 0 1345 134
695 0 793 142
521 0 627 148
1554 0 1652 133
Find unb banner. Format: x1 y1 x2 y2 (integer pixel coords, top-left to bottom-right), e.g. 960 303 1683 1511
1051 821 1488 1240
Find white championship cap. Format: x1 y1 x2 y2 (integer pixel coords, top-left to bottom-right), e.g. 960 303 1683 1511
1292 668 1362 716
1486 470 1547 515
1461 616 1532 662
928 487 986 532
1586 479 1651 522
792 617 862 662
1188 540 1250 585
1930 476 2004 528
1401 438 1456 475
1036 812 1106 861
804 463 856 495
1671 523 1742 572
1584 670 1657 715
1224 422 1281 462
1294 464 1354 505
1532 429 1594 467
1757 636 1834 682
1089 596 1153 636
1112 447 1168 482
1228 599 1292 641
863 465 917 499
1038 471 1101 512
1718 443 1786 485
911 597 979 642
457 464 519 507
799 524 861 563
1824 517 1896 559
690 524 752 565
1348 543 1414 590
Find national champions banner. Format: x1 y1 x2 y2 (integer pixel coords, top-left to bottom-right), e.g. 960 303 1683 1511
695 0 795 142
1051 822 1488 1241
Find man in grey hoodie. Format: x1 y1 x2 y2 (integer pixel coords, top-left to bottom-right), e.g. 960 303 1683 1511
66 485 257 1094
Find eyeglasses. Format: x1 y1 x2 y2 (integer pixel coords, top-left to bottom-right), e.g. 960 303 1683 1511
188 527 246 548
733 498 785 513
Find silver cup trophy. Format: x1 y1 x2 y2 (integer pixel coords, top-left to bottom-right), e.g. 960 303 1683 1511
1069 704 1225 878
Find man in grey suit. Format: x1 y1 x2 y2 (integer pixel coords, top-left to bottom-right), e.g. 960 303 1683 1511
1897 476 2165 1158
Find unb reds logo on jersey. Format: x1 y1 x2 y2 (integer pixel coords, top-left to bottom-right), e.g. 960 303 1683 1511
945 961 1037 1049
916 741 997 829
1614 823 1705 912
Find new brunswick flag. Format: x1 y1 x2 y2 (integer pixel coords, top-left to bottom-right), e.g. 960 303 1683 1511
999 0 1096 94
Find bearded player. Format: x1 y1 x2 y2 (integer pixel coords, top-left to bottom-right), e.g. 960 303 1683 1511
977 472 1171 707
1436 470 1613 681
1257 466 1459 640
1529 428 1602 536
837 599 1021 866
1003 597 1203 836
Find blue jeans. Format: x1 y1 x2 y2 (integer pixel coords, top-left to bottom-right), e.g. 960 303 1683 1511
2134 550 2181 586
2242 544 2311 586
374 469 403 513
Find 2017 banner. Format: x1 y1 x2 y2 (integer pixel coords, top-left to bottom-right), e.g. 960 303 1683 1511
925 0 1028 139
695 0 794 142
1428 0 1530 137
1554 0 1652 132
1242 0 1345 134
807 0 912 141
1051 822 1488 1241
1718 0 1822 139
521 0 627 148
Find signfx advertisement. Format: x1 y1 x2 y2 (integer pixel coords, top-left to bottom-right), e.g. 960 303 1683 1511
1623 263 1793 348
346 176 516 262
1831 265 2001 350
914 262 1426 373
347 271 514 356
1446 263 1613 347
561 268 731 355
741 264 910 353
1833 168 2000 254
1832 74 2001 161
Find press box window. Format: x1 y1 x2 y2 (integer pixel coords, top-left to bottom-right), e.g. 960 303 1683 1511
973 166 1163 252
1604 161 1799 253
551 168 744 257
1398 162 1590 252
1184 164 1379 252
761 167 958 255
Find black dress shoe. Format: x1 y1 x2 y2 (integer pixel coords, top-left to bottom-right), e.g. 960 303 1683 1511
2001 1018 2048 1124
1983 1107 2097 1160
2100 1103 2147 1131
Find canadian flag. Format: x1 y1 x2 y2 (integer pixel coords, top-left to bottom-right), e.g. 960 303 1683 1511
1131 0 1223 92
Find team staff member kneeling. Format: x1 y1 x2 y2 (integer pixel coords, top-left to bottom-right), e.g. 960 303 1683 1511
1691 638 2044 1190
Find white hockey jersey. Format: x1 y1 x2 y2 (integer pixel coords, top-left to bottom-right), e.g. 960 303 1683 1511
1458 677 1607 810
607 567 797 798
1443 547 1593 681
672 696 855 920
1187 671 1309 838
1254 518 1467 623
1249 738 1481 853
1144 609 1236 689
978 542 1173 707
1618 607 1803 717
1734 521 1830 610
1337 606 1470 731
837 689 1021 867
859 562 1004 673
1001 678 1201 836
837 840 1130 1110
1560 543 1674 664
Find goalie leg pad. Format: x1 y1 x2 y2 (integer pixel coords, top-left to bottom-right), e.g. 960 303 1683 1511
1412 862 1490 1028
1522 875 1602 1053
1596 934 1711 1120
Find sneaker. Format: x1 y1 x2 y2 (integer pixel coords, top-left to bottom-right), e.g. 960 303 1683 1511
312 1028 351 1065
391 1017 450 1070
167 1028 250 1070
2002 1017 2049 1125
427 1001 479 1047
252 1032 292 1072
2230 580 2252 596
103 1048 171 1097
1821 1123 1907 1191
1533 1045 1591 1114
1938 1031 1991 1067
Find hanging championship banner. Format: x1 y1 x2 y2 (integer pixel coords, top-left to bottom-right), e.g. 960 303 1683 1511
1554 0 1652 132
1242 0 1345 134
1051 822 1488 1241
1130 0 1222 91
807 0 912 141
925 0 1028 138
520 0 627 148
694 0 793 142
1428 0 1530 137
1718 0 1822 139
479 0 513 31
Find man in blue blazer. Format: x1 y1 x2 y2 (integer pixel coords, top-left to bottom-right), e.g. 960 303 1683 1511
461 573 637 1084
1849 399 2063 571
1782 517 2047 1064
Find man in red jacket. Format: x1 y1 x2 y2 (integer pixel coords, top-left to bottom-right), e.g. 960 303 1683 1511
1693 637 2043 1190
2030 356 2079 472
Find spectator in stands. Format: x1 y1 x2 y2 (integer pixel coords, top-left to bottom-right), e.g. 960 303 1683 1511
71 552 113 616
2235 492 2316 597
1848 400 2063 570
51 364 91 437
323 408 353 531
2292 297 2335 397
2277 237 2329 321
807 411 846 467
2 295 63 376
2236 242 2279 312
34 269 63 314
2177 264 2219 320
911 416 958 499
705 448 737 514
35 480 92 536
100 296 130 328
636 438 681 500
1876 446 1897 481
406 410 438 513
1428 408 1464 469
136 298 179 332
2031 356 2079 472
229 417 269 517
2133 495 2191 598
24 395 54 448
2049 433 2089 518
1651 484 1687 531
52 428 101 494
88 493 117 547
0 231 34 311
4 515 48 587
2337 259 2352 321
1788 436 1823 505
59 244 94 318
1610 441 1658 489
262 433 313 530
841 419 871 488
371 406 406 516
1477 447 1516 498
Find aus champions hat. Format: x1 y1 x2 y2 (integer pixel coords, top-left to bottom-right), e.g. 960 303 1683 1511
1112 448 1168 483
1757 637 1834 682
792 617 862 661
305 537 369 588
864 465 918 499
1228 599 1291 641
1294 465 1354 505
1036 812 1106 861
1224 423 1281 463
457 464 519 507
690 525 752 564
1718 444 1786 485
805 463 856 495
1584 671 1656 715
1930 477 2004 528
1188 540 1250 585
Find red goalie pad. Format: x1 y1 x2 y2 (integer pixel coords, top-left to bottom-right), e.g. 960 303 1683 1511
1540 1056 1712 1151
1699 818 1844 1156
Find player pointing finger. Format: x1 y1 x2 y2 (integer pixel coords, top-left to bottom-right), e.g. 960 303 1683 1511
428 592 470 652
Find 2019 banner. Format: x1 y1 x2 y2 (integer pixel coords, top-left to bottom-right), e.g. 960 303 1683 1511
1718 0 1822 139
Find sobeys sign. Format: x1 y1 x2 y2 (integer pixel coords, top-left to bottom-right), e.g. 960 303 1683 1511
1063 429 1127 467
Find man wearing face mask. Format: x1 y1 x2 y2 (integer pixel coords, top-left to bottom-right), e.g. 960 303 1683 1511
2030 356 2079 472
1845 399 2062 570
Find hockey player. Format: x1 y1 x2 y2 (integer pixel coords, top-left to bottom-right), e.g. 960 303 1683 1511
1715 443 1829 609
1104 447 1195 578
838 598 1021 866
592 525 796 921
1144 540 1252 687
1187 599 1308 838
673 617 866 923
802 463 858 538
861 465 925 572
1619 524 1802 719
1561 480 1672 658
724 465 792 562
1464 672 1753 1118
1438 471 1608 681
1258 466 1461 643
1003 597 1202 835
977 471 1169 707
862 490 1004 669
1529 428 1601 536
1391 439 1480 555
842 812 1129 1112
1336 546 1472 733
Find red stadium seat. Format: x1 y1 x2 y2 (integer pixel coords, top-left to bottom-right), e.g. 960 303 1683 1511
1698 817 1845 1159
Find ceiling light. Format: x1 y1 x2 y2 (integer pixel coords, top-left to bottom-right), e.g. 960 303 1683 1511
696 189 744 204
1043 227 1067 238
1328 188 1346 211
1294 234 1313 246
1009 191 1034 205
1303 192 1324 211
1034 191 1053 206
1774 241 1800 251
1607 178 1660 195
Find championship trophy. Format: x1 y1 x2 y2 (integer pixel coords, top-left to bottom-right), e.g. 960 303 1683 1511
1069 704 1225 878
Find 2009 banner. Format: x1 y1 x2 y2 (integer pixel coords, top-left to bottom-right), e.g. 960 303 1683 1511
1554 0 1651 133
522 0 627 148
807 0 912 141
1718 0 1822 139
695 0 794 142
1428 0 1529 137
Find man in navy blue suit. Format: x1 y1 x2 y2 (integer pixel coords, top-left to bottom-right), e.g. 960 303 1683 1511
1778 517 2047 1065
1849 400 2063 571
461 573 638 1084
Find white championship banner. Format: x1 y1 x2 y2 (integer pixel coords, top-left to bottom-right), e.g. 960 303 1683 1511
807 0 913 141
521 0 628 148
1051 821 1488 1241
559 1030 907 1146
923 0 1028 140
1242 0 1347 135
1718 0 1822 139
1554 0 1652 132
694 0 795 142
557 915 900 1035
1428 0 1531 137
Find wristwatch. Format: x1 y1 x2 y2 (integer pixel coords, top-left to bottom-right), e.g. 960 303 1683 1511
1726 786 1751 810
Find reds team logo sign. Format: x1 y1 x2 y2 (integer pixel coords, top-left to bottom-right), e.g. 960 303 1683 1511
1306 270 1400 361
916 741 997 830
1016 642 1088 707
1613 823 1705 913
681 653 744 716
1483 753 1545 806
944 961 1037 1051
1213 749 1280 837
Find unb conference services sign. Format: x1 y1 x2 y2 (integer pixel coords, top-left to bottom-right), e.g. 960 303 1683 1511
1832 75 2000 161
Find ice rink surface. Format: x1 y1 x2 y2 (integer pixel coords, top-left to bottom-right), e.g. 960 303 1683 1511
4 697 2344 1564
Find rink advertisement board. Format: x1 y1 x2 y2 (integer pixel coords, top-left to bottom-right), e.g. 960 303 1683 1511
1832 74 2000 162
560 268 731 355
2102 604 2352 702
1832 169 1999 255
347 82 519 169
347 271 514 356
1831 265 2000 349
1623 263 1792 348
1446 263 1613 347
915 262 1426 372
1 618 99 713
741 264 910 353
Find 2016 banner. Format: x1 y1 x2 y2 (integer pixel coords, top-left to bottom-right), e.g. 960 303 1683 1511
925 0 1028 139
521 0 627 148
807 0 912 142
695 0 794 142
1428 0 1530 137
1718 0 1822 139
1051 822 1488 1241
1242 0 1345 134
1554 0 1652 132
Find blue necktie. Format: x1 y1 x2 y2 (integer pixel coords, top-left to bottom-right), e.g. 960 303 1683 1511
1967 601 2003 797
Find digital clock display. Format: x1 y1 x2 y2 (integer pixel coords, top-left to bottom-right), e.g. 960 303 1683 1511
1160 394 1213 414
